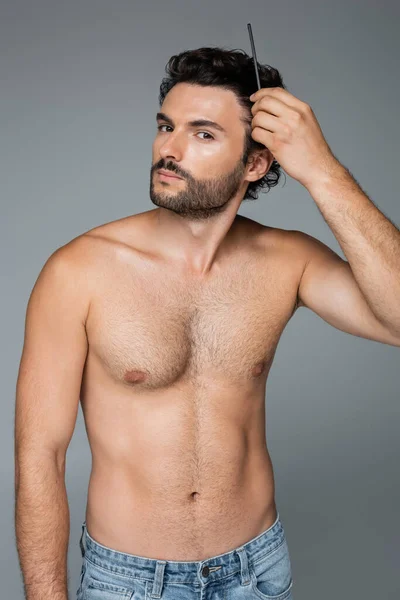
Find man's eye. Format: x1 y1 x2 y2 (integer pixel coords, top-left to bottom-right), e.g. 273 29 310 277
156 125 214 140
197 131 214 140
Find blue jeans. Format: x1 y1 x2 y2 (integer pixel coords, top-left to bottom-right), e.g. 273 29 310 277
76 511 294 599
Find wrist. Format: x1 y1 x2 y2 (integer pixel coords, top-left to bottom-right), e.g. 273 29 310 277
303 158 346 193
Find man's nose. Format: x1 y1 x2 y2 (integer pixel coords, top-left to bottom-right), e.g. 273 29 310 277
159 133 185 162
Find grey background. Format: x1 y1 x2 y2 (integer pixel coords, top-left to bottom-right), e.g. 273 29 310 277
2 0 399 598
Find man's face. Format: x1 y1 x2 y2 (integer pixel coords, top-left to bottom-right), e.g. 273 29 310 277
149 83 251 221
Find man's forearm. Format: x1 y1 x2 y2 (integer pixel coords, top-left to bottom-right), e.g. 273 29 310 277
15 453 70 600
305 160 400 335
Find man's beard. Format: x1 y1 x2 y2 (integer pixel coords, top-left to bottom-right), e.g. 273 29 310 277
149 155 248 222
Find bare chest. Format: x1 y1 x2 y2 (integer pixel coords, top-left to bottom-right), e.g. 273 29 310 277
85 246 299 391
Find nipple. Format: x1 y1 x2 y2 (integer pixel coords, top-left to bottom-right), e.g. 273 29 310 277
123 369 147 384
251 360 266 377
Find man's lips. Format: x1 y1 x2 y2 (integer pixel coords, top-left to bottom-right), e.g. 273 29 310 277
158 169 183 180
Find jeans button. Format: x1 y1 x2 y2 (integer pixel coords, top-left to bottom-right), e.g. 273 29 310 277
202 565 210 577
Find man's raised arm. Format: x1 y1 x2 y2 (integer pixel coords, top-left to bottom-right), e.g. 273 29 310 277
14 237 91 600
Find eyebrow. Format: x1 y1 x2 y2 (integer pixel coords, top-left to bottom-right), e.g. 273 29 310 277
156 112 226 134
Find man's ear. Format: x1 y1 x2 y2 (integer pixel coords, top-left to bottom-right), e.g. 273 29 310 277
246 148 275 182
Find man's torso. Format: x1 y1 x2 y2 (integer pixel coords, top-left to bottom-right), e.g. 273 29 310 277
77 209 304 560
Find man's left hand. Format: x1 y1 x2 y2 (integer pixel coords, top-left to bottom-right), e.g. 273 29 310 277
250 87 340 188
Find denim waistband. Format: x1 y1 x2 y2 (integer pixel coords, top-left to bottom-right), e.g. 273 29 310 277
79 512 284 585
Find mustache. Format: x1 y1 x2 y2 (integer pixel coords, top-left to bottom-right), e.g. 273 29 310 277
156 163 186 179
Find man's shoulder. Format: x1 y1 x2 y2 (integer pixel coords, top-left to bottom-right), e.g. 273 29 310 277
279 228 336 261
57 210 152 262
235 214 282 239
247 218 297 247
254 225 319 280
258 224 321 250
80 210 150 244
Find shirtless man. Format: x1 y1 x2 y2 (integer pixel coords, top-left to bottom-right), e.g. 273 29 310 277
14 48 400 600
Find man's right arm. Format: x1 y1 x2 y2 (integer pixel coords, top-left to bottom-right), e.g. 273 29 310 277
14 238 91 600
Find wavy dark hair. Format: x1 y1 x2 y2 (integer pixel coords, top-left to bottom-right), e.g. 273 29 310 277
158 46 287 201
